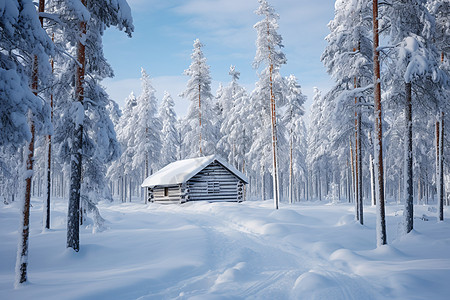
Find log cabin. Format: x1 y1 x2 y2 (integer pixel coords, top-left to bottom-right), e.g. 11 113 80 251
141 155 248 203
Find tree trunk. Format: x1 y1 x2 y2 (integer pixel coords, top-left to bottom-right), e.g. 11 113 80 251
404 82 413 233
44 34 54 230
373 0 387 246
438 112 444 221
370 154 376 206
16 0 45 285
289 133 293 204
129 178 132 202
269 63 280 209
16 117 35 286
350 139 357 215
67 0 87 252
198 84 202 156
357 109 363 224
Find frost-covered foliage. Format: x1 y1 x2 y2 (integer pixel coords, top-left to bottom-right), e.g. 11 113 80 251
180 39 217 158
107 92 137 185
106 99 122 128
382 0 447 108
320 0 374 207
281 75 307 202
253 0 286 71
218 66 252 171
159 92 179 167
0 0 53 161
247 0 287 198
307 88 329 201
49 0 133 203
132 68 161 175
322 0 372 87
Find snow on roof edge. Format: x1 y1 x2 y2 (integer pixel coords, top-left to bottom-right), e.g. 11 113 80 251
141 155 248 188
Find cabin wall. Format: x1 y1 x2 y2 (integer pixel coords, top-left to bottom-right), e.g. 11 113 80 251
149 185 186 203
187 161 244 202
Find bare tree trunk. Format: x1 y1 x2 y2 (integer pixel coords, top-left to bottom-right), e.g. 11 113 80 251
44 34 54 230
16 117 35 286
373 0 387 246
438 112 444 221
357 111 363 224
269 63 280 209
120 176 124 203
404 82 413 233
261 169 265 201
369 132 376 206
289 133 293 204
67 0 87 252
198 84 202 156
16 0 45 285
418 172 422 204
129 178 132 202
350 139 357 217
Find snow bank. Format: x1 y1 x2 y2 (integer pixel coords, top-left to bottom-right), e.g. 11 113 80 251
1 198 449 299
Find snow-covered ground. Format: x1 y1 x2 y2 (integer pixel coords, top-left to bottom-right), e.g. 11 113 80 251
1 197 450 300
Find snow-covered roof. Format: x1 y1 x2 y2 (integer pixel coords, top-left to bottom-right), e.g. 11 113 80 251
141 155 249 188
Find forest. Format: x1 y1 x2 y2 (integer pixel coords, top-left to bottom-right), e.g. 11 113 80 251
0 0 449 297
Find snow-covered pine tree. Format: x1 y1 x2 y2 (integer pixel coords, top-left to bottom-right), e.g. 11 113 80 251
1 0 54 286
307 88 329 202
322 0 373 224
107 92 137 203
159 92 179 167
132 68 161 197
428 0 450 219
282 75 306 204
427 0 450 67
219 66 252 171
106 99 122 128
382 0 448 232
180 39 216 157
251 0 287 208
47 0 133 251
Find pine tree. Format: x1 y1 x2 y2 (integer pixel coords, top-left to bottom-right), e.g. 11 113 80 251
46 0 133 252
132 68 161 188
307 88 329 202
0 0 54 286
282 75 306 204
159 92 179 167
383 0 448 233
180 39 216 157
322 0 373 223
219 66 252 170
252 0 286 208
107 92 137 203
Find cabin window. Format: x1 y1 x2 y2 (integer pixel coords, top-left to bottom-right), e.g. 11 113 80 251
164 187 169 197
207 182 220 194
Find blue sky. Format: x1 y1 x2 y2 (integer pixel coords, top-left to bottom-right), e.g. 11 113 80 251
102 0 335 118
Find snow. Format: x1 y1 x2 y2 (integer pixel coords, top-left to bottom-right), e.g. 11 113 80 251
141 155 249 188
1 197 450 299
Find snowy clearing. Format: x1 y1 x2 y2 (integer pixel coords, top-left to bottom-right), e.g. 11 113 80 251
1 198 450 300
